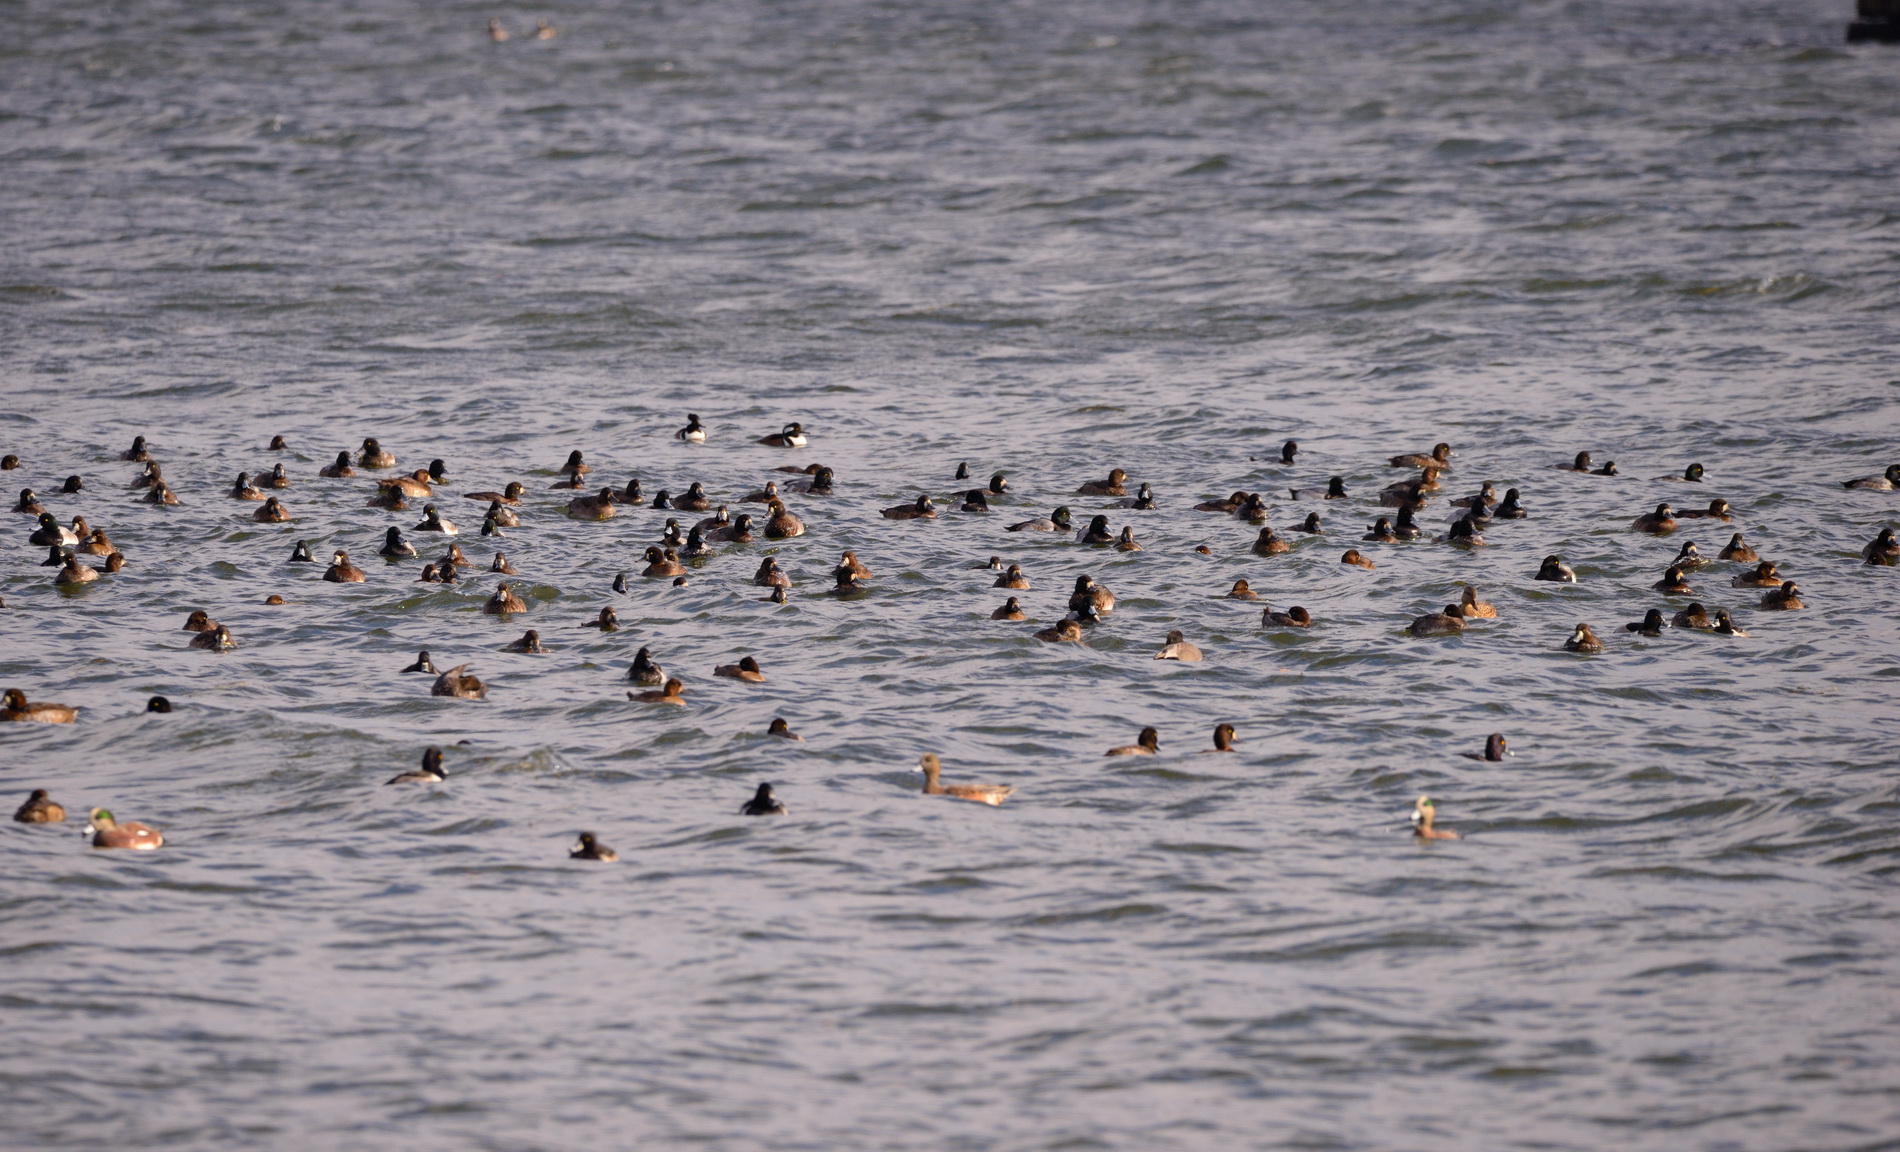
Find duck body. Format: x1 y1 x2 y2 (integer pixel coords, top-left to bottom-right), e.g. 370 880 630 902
380 527 417 558
566 489 617 520
1679 499 1732 521
324 550 367 583
431 665 486 699
1564 623 1605 653
1007 507 1071 532
759 422 808 448
991 596 1025 620
55 556 98 584
571 832 618 860
319 452 356 478
14 788 66 823
1409 605 1466 636
252 496 290 522
741 783 788 815
1155 630 1202 661
917 753 1013 805
1341 548 1375 570
1107 727 1160 756
465 481 527 505
714 656 765 682
676 413 707 442
1075 468 1128 497
1632 503 1677 533
1865 528 1899 565
1390 443 1453 470
882 495 936 520
1459 587 1497 618
1842 464 1900 490
1077 515 1115 544
0 688 77 723
1626 609 1666 636
1718 533 1760 563
629 678 686 705
387 747 447 784
484 582 528 614
1251 527 1289 556
1411 796 1460 841
89 808 163 849
1535 555 1577 583
189 625 236 651
1264 605 1311 628
1759 580 1804 610
414 504 458 534
358 438 396 469
1731 561 1782 588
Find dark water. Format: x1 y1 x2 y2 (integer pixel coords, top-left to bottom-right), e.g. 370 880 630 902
4 1 1899 1148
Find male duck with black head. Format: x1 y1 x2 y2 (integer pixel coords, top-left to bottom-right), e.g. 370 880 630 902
759 422 808 448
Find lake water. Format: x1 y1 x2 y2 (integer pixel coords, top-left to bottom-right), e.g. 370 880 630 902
4 0 1899 1148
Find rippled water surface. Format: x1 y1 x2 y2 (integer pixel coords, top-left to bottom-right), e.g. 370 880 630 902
4 0 1899 1148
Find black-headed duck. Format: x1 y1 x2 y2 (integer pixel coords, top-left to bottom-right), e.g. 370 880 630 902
1107 727 1160 756
955 462 971 480
1463 734 1509 762
1451 483 1497 510
1364 517 1398 543
189 624 236 651
319 451 356 478
571 832 618 861
1564 623 1605 653
787 466 834 495
1111 482 1156 509
1592 459 1618 476
1 688 77 723
1864 528 1899 565
1411 796 1459 841
714 656 765 682
1077 514 1115 544
1625 609 1666 636
1459 587 1497 618
1718 533 1759 563
1379 477 1431 509
994 564 1030 590
0 454 14 469
490 553 518 575
289 540 316 565
1672 602 1713 630
183 609 218 632
1671 540 1709 569
1654 566 1693 595
1292 511 1323 535
1562 451 1594 472
1393 506 1422 540
89 808 162 850
230 472 266 500
1196 491 1247 514
658 518 685 548
1390 442 1453 469
759 422 808 448
379 526 417 558
14 788 65 823
1759 580 1804 610
61 474 86 493
1263 605 1311 628
709 513 756 543
741 783 788 815
829 568 870 595
627 647 663 685
1492 488 1526 519
324 549 367 583
1713 610 1750 636
992 596 1026 620
916 753 1013 805
566 488 617 520
1280 440 1299 464
504 629 544 653
1075 468 1128 497
642 546 686 578
1035 619 1087 645
1535 555 1577 583
431 664 486 699
366 485 407 512
1115 525 1143 551
1678 498 1731 522
1203 724 1238 753
13 488 44 515
1665 463 1705 483
147 695 172 712
1251 527 1290 556
1732 561 1782 588
1442 516 1485 546
38 544 66 567
651 489 675 511
266 465 292 490
101 552 125 574
882 494 936 520
764 500 805 538
742 481 782 504
1007 506 1072 532
1290 476 1348 500
754 557 791 588
121 435 152 462
130 461 162 490
484 581 527 615
985 471 1008 496
1632 503 1676 533
1842 464 1900 491
402 650 438 673
1227 579 1259 600
1341 548 1375 570
387 747 446 784
414 504 457 534
54 555 98 585
960 489 990 513
30 513 76 546
1155 630 1202 662
673 482 712 512
587 607 619 631
768 717 801 741
694 506 732 534
1409 604 1466 636
557 450 590 480
1233 493 1270 523
1068 574 1114 616
358 438 396 469
465 481 526 505
612 572 630 593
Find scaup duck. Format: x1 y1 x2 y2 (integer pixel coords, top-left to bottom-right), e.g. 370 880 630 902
1341 548 1375 570
673 482 712 512
37 544 65 567
1227 579 1259 600
1263 605 1311 627
709 514 756 543
76 528 112 555
787 466 833 494
1409 605 1466 636
1290 477 1348 501
1 689 77 723
1731 560 1782 588
1364 517 1398 543
629 677 686 705
1713 610 1749 636
1671 602 1713 630
557 450 590 480
1864 528 1898 565
714 656 765 682
1759 580 1804 610
1459 587 1497 618
1233 493 1270 523
30 513 76 546
837 550 872 579
1075 468 1128 497
1842 464 1900 490
1203 724 1238 753
960 489 990 513
1564 623 1605 653
121 436 152 462
431 665 486 699
994 564 1030 590
991 596 1026 620
1463 734 1509 762
504 629 544 653
1115 526 1143 551
89 808 162 849
129 461 163 490
677 413 707 442
402 651 438 674
1535 555 1577 583
759 422 808 448
1671 540 1709 569
627 647 663 685
566 489 617 520
641 546 686 577
1077 515 1114 544
754 557 791 587
489 553 517 575
1251 527 1290 556
484 582 527 615
1196 491 1247 513
1155 630 1202 661
1390 443 1453 469
324 550 366 583
183 609 218 632
318 451 355 478
387 747 446 784
1035 619 1087 644
358 438 396 469
882 494 936 520
1392 506 1422 539
439 543 470 570
14 788 65 823
1111 482 1156 509
1654 566 1693 595
1291 511 1323 535
1679 498 1731 521
694 506 731 534
54 555 98 585
1625 609 1666 636
13 488 44 515
1492 488 1527 519
1441 517 1484 546
916 753 1013 805
230 472 266 500
1665 463 1705 483
768 717 802 741
189 625 236 651
375 527 416 559
146 696 172 712
1631 503 1676 533
1562 451 1594 472
587 607 619 631
1068 575 1114 616
1718 533 1759 563
1007 506 1071 532
465 481 526 505
1411 796 1459 840
764 500 805 538
1107 727 1160 756
383 470 433 498
570 832 617 860
742 481 781 504
829 568 870 595
741 783 788 815
1280 440 1299 464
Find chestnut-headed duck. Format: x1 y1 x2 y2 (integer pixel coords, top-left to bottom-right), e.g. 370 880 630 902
1075 468 1128 497
1107 727 1160 756
504 629 544 653
1114 525 1143 551
324 550 366 583
916 753 1013 805
183 609 218 632
630 677 686 705
1263 605 1311 628
484 582 527 614
882 494 936 520
759 422 807 448
76 527 114 556
1155 630 1203 661
14 788 65 823
1409 605 1466 636
358 438 396 469
1411 796 1459 840
1227 579 1259 600
387 747 446 784
1535 555 1577 583
89 808 162 849
431 665 486 699
1842 464 1900 491
714 656 765 682
768 718 802 741
570 832 617 861
676 413 706 442
1625 609 1666 636
1 688 77 723
1718 533 1759 563
1341 548 1375 570
1759 580 1804 610
1007 506 1072 532
1731 561 1782 588
439 543 470 569
366 486 407 511
992 596 1026 620
994 564 1030 590
1671 602 1713 630
382 470 433 498
318 451 356 478
741 783 788 815
1390 442 1452 469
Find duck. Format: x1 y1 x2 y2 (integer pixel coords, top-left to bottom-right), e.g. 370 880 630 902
709 513 756 543
829 568 871 595
1564 622 1606 653
1670 540 1709 569
1035 619 1087 644
146 695 172 714
439 542 471 570
629 677 687 705
1625 609 1667 636
1379 476 1433 508
75 526 116 554
557 450 591 481
612 478 644 506
570 832 618 861
673 482 713 512
1007 506 1072 532
1114 526 1143 551
1409 605 1466 636
787 466 834 495
465 481 527 505
1665 463 1705 483
676 413 707 442
641 547 686 578
13 488 44 515
1155 630 1202 661
1341 548 1375 570
488 553 517 576
365 485 407 511
401 651 438 674
484 582 527 614
754 557 792 587
382 469 434 498
1276 440 1299 464
1459 587 1497 618
658 518 685 547
263 462 290 488
742 481 781 504
626 647 664 686
1410 796 1459 841
994 564 1031 590
1196 491 1247 514
1718 533 1760 563
1450 483 1497 510
1284 511 1320 536
129 461 163 490
89 808 163 849
0 454 14 468
120 435 153 462
1654 566 1693 594
1110 482 1156 509
916 753 1013 805
1390 442 1453 469
1864 528 1899 565
431 665 486 699
1077 514 1115 544
764 500 805 538
740 783 788 815
414 504 457 534
1492 488 1527 519
0 688 77 723
1562 451 1595 472
13 788 66 823
1760 580 1804 610
1233 493 1270 523
55 555 99 585
1463 734 1509 762
836 550 873 580
1631 503 1676 533
1203 724 1238 753
189 625 236 651
1842 464 1900 490
759 422 808 448
1290 476 1348 501
1713 610 1750 636
1679 498 1731 522
714 656 765 682
1067 574 1114 616
182 609 219 633
37 544 67 567
387 747 447 784
323 550 366 583
1591 459 1619 476
1263 605 1311 628
1671 602 1713 630
1226 579 1260 600
287 540 316 563
1075 468 1129 497
582 606 618 632
991 596 1026 620
1392 506 1422 540
246 496 288 523
768 718 802 741
229 472 266 500
1106 727 1160 756
1251 527 1290 556
30 513 76 546
503 629 544 653
1363 517 1399 543
1535 555 1577 583
1731 560 1782 588
318 451 356 478
959 489 990 513
487 17 508 40
566 489 617 520
882 494 936 520
101 552 125 574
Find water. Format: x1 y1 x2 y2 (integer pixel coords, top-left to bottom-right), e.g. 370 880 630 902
4 1 1899 1148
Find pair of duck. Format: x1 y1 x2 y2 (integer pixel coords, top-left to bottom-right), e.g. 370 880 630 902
672 415 807 447
1104 723 1238 756
12 791 163 849
1407 588 1498 636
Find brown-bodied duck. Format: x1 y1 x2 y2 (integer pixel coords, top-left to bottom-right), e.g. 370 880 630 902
464 481 526 505
1068 574 1114 616
431 665 486 699
324 550 366 583
629 677 687 705
54 555 98 585
566 488 617 520
1411 796 1459 841
484 582 527 614
318 451 356 478
642 546 686 577
14 788 66 823
121 435 153 462
754 557 791 587
13 488 45 515
1341 548 1375 570
1671 602 1713 630
358 438 396 469
1409 604 1466 636
1114 525 1143 551
1035 619 1087 644
994 564 1030 590
1564 623 1605 653
89 808 163 849
1075 468 1128 497
229 472 266 500
1263 605 1311 628
503 629 544 653
1718 533 1759 563
1106 727 1160 756
1390 442 1453 469
1155 630 1203 661
882 494 936 520
1226 579 1259 600
1654 566 1693 594
1631 503 1677 533
189 625 236 651
1865 528 1899 565
916 753 1013 805
252 496 290 523
1459 587 1497 618
740 783 788 814
1 688 77 723
1731 560 1782 588
992 596 1026 620
1678 498 1731 521
714 656 765 682
1252 527 1290 556
1759 580 1804 610
764 500 805 538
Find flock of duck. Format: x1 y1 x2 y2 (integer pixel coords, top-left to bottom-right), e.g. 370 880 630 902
5 422 1896 858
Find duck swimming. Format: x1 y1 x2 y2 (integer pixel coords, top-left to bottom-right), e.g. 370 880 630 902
0 688 77 723
1564 623 1605 654
642 546 686 578
387 747 446 784
586 606 619 631
1251 527 1290 556
674 482 712 512
1111 482 1156 509
1666 463 1705 483
89 808 163 849
1864 528 1899 565
30 513 76 546
1035 619 1087 645
1155 630 1202 661
1653 566 1693 594
741 783 788 815
1491 488 1527 519
1341 548 1375 570
709 513 756 543
1535 555 1577 583
1106 727 1160 756
1562 451 1595 472
1625 609 1666 636
1409 605 1466 636
754 557 792 587
759 422 808 448
431 665 486 699
464 481 526 505
1263 605 1311 628
1392 506 1422 540
992 596 1026 620
1007 506 1072 532
1632 503 1677 534
1075 468 1128 497
359 438 396 469
1712 610 1749 636
130 461 162 490
324 550 367 583
1077 515 1115 544
1759 580 1804 610
1671 602 1713 630
13 788 66 823
1114 525 1143 551
121 435 153 462
1718 533 1760 563
378 527 417 558
230 472 265 500
402 651 438 674
1196 491 1247 514
1390 442 1453 469
768 718 802 741
916 753 1013 805
715 656 765 682
1459 587 1497 618
570 832 618 860
629 677 686 705
1411 796 1459 841
1203 724 1238 753
1671 540 1709 569
1731 560 1782 588
504 629 544 653
318 451 356 478
414 504 457 534
13 488 44 515
829 568 870 594
764 500 805 538
1290 476 1348 500
1226 579 1259 600
1678 498 1731 522
1463 734 1509 762
1068 575 1114 616
787 466 834 495
484 582 527 614
182 609 218 632
882 494 936 520
54 555 98 585
994 564 1030 590
566 489 617 520
1363 517 1398 543
490 552 517 575
189 625 236 651
837 550 873 580
1842 464 1900 490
